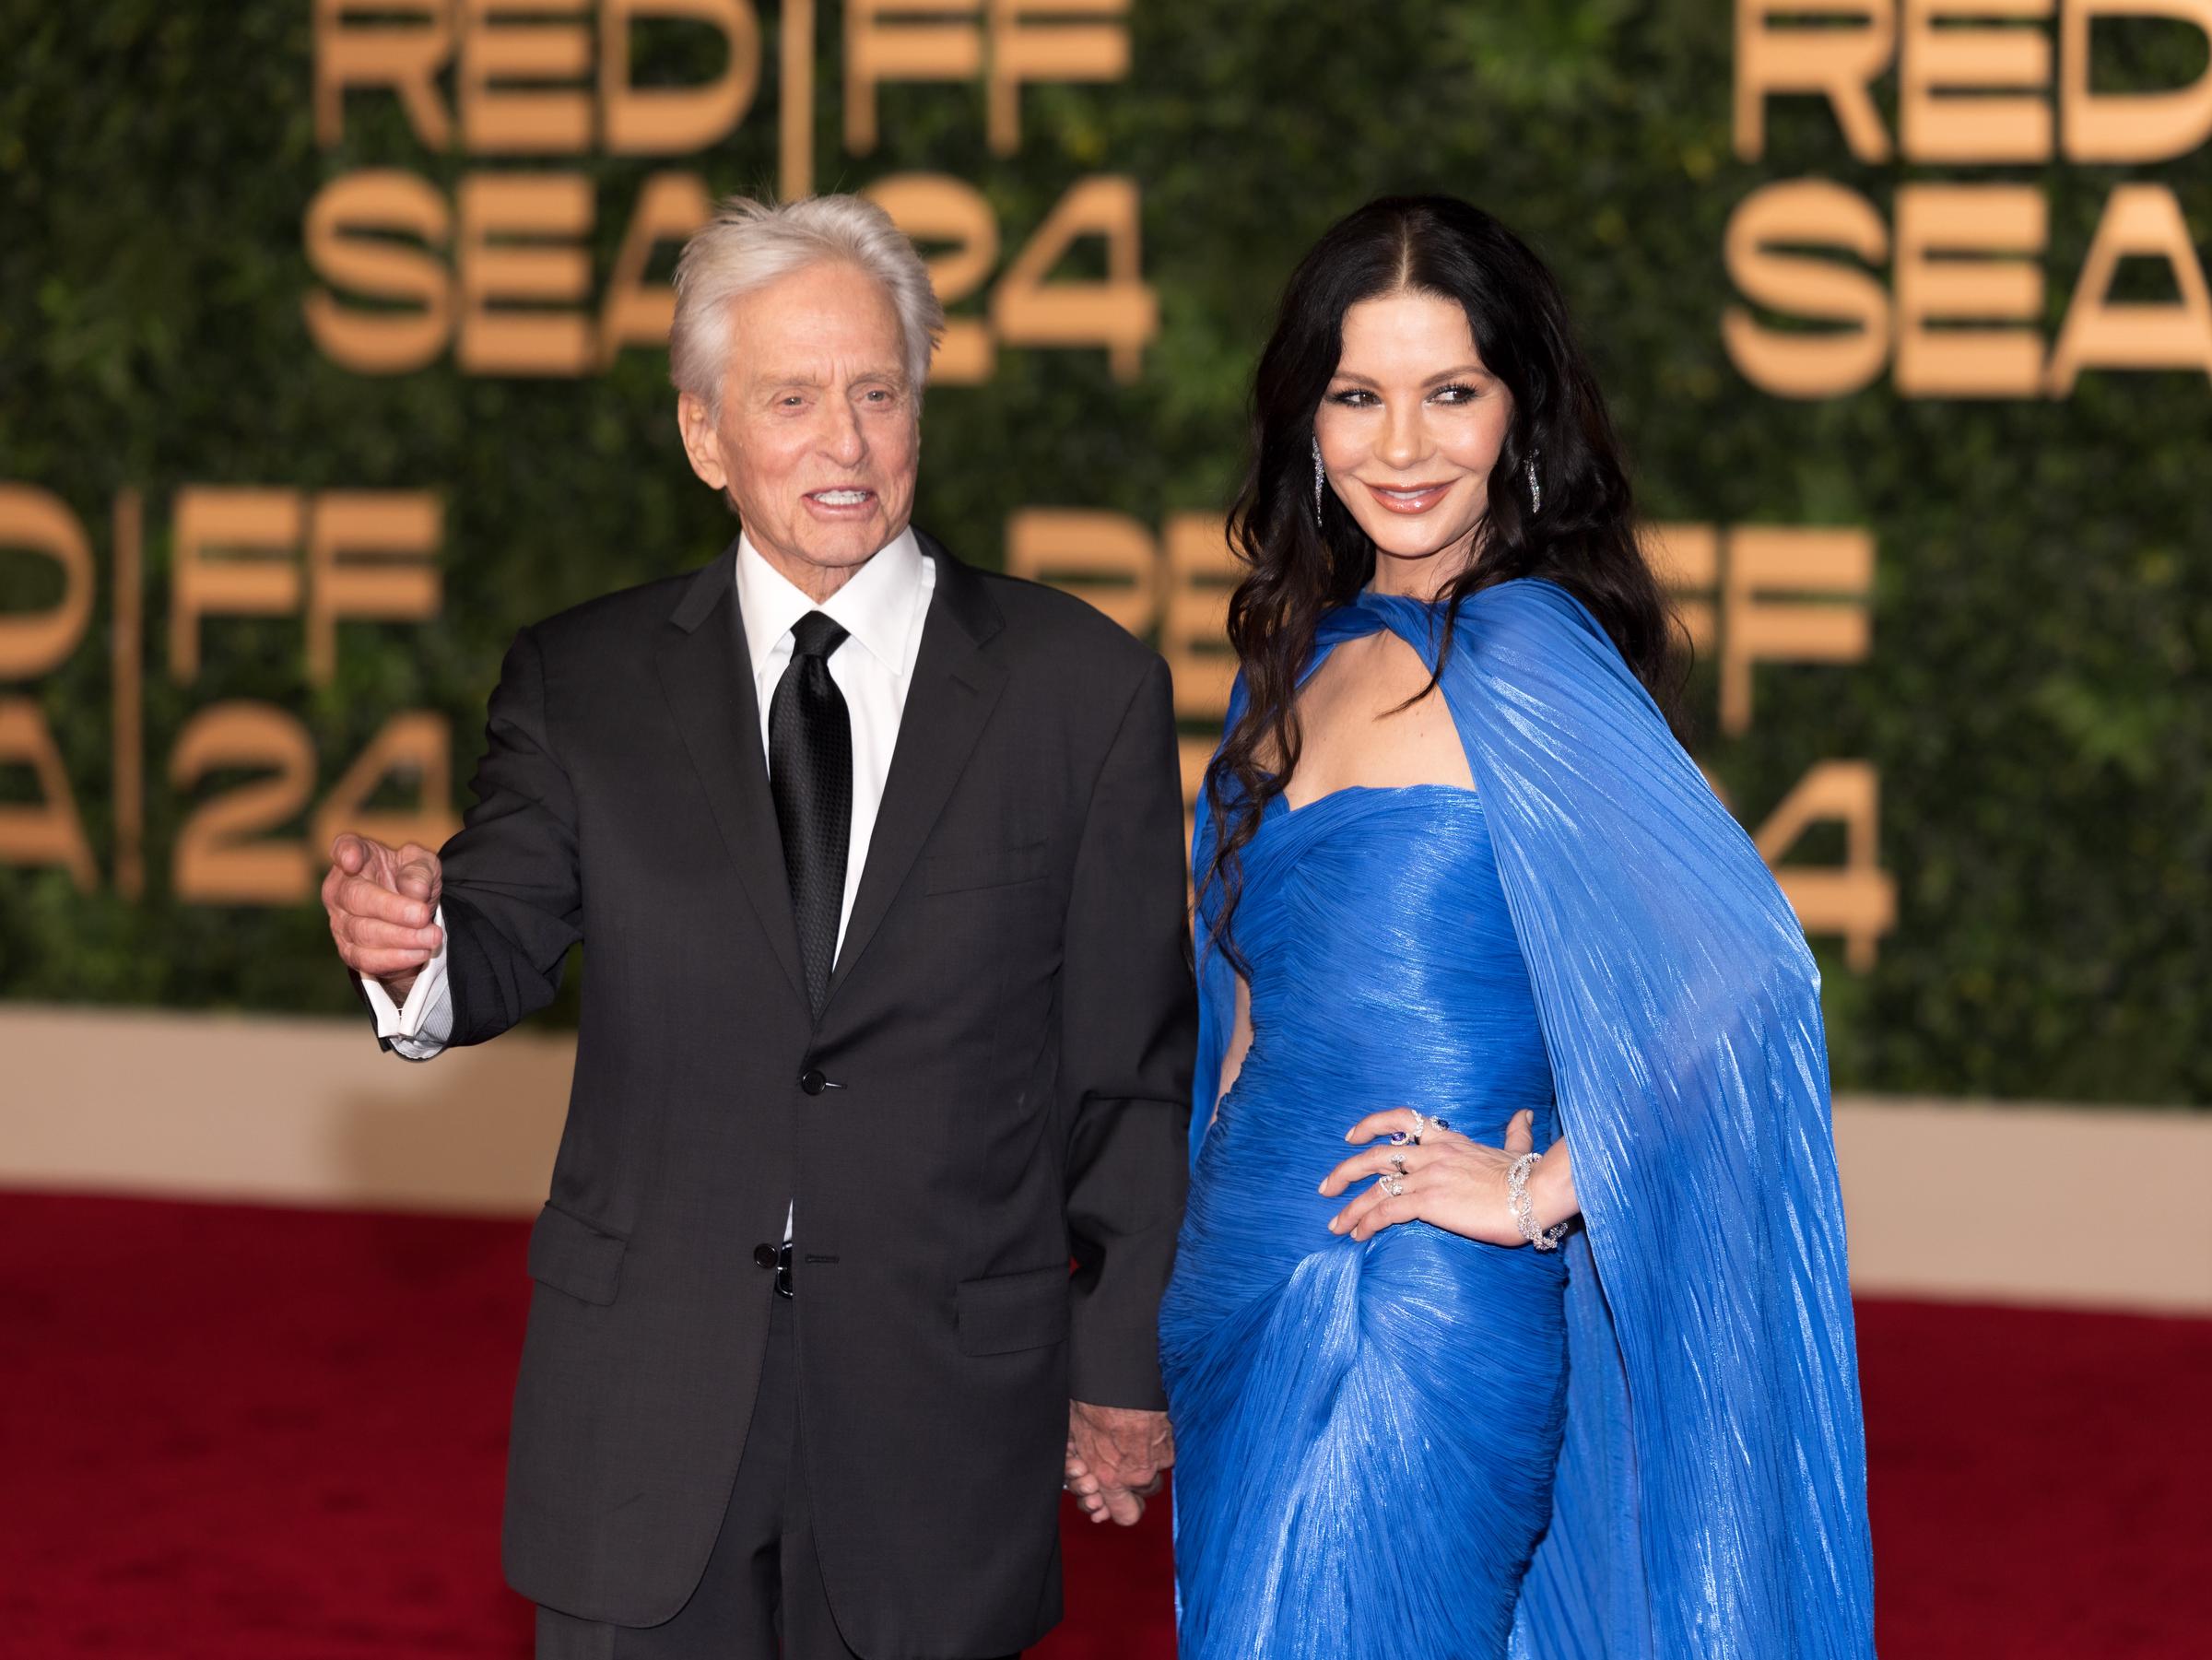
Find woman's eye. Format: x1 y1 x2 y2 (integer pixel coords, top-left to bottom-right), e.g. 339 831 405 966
1327 389 1375 406
1433 383 1481 405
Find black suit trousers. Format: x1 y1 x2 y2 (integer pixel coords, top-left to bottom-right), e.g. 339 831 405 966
534 1292 1019 1660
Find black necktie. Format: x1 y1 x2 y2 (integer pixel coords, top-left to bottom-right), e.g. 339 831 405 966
768 611 852 1016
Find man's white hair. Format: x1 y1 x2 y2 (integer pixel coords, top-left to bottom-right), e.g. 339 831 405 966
669 194 944 414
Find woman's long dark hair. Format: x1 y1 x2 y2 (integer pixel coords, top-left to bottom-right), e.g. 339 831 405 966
1202 195 1684 965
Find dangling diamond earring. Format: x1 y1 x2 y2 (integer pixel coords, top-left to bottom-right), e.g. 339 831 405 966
1312 435 1325 530
1524 446 1544 516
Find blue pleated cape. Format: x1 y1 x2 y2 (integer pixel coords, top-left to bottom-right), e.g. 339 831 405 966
1187 579 1877 1657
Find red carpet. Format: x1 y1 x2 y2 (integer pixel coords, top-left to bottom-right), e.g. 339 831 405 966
1 1192 2205 1658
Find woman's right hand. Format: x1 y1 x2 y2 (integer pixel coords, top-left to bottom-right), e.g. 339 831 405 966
1318 1107 1549 1245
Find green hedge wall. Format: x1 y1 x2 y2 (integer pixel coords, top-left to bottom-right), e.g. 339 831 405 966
3 2 2207 1104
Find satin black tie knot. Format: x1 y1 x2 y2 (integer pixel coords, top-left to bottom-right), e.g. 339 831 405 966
790 611 849 661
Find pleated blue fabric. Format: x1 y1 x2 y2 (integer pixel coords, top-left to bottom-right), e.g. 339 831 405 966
1165 579 1876 1658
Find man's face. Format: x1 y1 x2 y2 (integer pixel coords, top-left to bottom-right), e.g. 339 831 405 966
678 261 920 597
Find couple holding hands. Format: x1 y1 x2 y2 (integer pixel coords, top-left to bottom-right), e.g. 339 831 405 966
326 193 1874 1659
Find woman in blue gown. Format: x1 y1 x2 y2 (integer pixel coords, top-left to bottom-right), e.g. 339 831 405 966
1142 199 1877 1657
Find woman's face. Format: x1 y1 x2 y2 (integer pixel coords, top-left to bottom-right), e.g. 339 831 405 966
1313 288 1516 595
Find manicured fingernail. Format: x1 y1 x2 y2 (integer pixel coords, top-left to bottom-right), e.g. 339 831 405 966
1326 1218 1342 1233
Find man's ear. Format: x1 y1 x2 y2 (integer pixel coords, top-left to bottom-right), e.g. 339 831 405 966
677 393 728 489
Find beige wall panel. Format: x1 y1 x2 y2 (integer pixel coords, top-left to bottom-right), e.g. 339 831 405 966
0 1003 571 1215
2 1006 2207 1312
1832 1096 2212 1313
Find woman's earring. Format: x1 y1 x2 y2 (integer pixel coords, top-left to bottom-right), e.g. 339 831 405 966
1524 447 1544 516
1312 435 1325 530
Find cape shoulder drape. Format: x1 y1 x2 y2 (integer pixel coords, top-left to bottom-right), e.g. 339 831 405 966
1187 578 1877 1657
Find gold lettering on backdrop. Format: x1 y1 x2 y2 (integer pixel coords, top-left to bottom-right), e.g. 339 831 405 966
1727 0 2212 396
1723 180 1891 398
0 486 99 889
1160 514 1235 724
601 171 714 363
308 494 444 684
986 0 1130 156
1161 514 1239 816
991 175 1155 381
1640 524 1720 653
112 490 145 899
844 0 1126 153
864 175 1156 381
0 484 455 904
2062 0 2212 160
1900 1 2054 163
601 0 763 154
315 0 763 153
1735 0 1898 162
2045 182 2212 390
457 173 597 375
310 712 457 869
1755 761 1896 971
1895 184 2047 397
170 703 460 912
0 484 95 681
1653 523 1892 963
846 0 985 155
1717 527 1875 736
781 0 817 197
0 700 99 891
171 490 306 686
314 0 455 148
171 704 320 904
461 0 596 153
864 175 1002 382
1004 509 1157 630
303 171 453 375
305 1 1144 378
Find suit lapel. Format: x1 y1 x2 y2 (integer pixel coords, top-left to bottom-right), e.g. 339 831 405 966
825 535 1007 1006
656 542 808 1007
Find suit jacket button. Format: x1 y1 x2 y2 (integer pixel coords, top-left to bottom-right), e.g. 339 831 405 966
799 1067 827 1095
754 1242 779 1270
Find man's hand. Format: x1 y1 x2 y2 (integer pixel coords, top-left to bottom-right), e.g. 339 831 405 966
1064 1402 1172 1526
323 834 444 1002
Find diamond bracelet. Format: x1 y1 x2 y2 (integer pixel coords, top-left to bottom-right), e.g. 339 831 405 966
1506 1152 1570 1252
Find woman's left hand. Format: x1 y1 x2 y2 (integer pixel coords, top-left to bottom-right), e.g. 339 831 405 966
1320 1107 1543 1245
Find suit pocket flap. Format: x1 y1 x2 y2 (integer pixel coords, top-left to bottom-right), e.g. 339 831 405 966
956 1264 1071 1356
924 840 1048 895
526 1202 629 1306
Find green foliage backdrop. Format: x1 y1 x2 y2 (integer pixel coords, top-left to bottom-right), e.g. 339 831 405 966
3 2 2207 1103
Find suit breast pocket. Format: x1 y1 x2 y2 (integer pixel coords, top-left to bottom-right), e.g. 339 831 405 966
956 1264 1072 1356
525 1201 629 1306
922 840 1049 896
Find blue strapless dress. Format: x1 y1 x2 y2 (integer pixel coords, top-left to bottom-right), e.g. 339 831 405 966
1162 583 1877 1660
1159 782 1572 1658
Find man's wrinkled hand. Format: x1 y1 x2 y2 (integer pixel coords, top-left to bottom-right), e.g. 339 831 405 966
1065 1402 1172 1526
323 833 444 1000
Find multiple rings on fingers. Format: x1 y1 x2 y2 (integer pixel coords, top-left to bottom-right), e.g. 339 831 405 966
1391 1109 1440 1147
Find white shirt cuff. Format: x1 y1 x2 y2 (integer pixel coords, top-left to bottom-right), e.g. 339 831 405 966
359 905 454 1060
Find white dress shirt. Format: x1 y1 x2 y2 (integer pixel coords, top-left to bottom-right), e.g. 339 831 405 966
360 528 935 1066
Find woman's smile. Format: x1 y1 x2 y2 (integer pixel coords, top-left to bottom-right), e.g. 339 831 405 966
1361 478 1458 514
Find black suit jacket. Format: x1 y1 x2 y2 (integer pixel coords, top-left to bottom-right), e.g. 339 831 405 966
414 532 1194 1654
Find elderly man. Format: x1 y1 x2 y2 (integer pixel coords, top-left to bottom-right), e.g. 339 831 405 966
322 194 1194 1660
